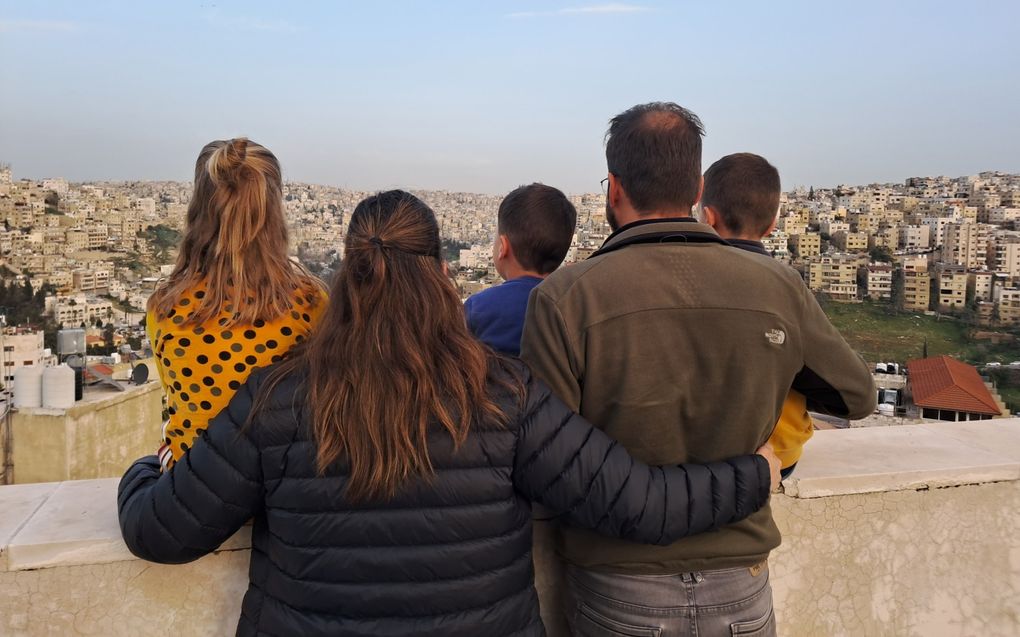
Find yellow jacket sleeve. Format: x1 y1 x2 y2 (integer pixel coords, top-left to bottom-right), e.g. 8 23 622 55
768 390 814 469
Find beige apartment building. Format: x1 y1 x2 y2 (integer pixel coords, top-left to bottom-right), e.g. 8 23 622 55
903 270 932 312
995 241 1020 280
899 225 931 251
65 229 88 252
971 271 995 302
0 329 44 386
1001 190 1020 207
85 223 109 250
971 190 1001 213
72 269 111 293
52 297 114 328
831 231 869 252
808 255 859 301
870 226 900 251
898 253 930 273
780 217 808 236
850 211 879 234
880 209 905 225
998 288 1020 325
820 220 849 236
866 264 893 300
943 223 993 269
987 207 1020 225
922 216 954 247
790 232 822 258
937 266 968 311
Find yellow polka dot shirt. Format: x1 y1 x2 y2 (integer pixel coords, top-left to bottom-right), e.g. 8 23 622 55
147 284 326 467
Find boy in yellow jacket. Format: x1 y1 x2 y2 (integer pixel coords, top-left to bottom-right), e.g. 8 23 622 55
700 152 814 478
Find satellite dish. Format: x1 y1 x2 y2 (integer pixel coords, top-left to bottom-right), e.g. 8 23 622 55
131 364 149 385
65 354 85 369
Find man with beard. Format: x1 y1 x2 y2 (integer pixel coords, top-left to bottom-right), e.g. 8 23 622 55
520 102 876 636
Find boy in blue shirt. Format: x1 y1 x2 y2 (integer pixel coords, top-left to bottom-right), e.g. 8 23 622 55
465 183 577 355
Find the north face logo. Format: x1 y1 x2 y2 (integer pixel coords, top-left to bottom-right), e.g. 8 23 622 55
765 329 786 345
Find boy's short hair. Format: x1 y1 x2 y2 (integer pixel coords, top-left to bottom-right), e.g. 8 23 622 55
498 184 577 274
702 153 781 238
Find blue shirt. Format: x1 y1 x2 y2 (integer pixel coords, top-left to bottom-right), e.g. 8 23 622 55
464 276 543 356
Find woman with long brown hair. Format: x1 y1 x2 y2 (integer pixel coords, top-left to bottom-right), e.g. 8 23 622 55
146 138 325 469
121 190 779 636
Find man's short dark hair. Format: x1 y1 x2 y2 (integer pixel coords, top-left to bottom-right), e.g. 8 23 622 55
702 153 781 238
605 102 705 213
498 183 577 275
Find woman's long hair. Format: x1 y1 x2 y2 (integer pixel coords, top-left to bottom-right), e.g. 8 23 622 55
257 190 515 503
148 138 321 326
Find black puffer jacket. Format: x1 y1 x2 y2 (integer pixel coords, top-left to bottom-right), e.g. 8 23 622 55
118 362 770 636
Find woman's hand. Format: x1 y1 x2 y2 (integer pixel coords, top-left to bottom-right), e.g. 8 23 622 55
756 442 782 492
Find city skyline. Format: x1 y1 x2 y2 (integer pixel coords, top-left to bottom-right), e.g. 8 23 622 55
2 1 1019 194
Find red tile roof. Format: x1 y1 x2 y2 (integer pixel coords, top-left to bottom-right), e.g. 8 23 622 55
84 364 113 380
907 355 1002 416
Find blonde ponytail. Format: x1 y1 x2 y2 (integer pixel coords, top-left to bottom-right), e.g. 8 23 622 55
149 138 324 327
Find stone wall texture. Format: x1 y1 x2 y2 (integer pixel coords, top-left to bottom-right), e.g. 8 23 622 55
2 484 1018 636
770 481 1020 636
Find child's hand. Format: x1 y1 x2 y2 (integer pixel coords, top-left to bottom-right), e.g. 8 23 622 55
755 442 782 492
158 417 173 471
157 442 173 471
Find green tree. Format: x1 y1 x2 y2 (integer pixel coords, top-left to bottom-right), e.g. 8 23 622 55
103 324 116 349
869 245 893 263
891 268 905 312
441 238 472 263
139 224 182 262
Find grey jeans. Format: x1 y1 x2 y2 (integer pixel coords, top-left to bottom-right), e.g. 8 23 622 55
565 562 776 637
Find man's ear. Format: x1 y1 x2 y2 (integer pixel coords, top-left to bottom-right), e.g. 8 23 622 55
702 204 722 230
693 175 705 207
608 173 622 208
764 211 778 237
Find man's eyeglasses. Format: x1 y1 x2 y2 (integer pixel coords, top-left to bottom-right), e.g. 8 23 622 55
600 177 609 195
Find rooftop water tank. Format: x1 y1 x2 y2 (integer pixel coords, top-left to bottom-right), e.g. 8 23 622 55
13 365 43 409
42 364 75 410
57 329 86 357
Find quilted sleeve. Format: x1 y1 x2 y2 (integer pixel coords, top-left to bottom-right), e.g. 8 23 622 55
511 374 771 545
118 381 264 563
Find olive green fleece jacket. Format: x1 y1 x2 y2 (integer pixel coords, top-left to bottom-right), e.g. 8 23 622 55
521 219 877 574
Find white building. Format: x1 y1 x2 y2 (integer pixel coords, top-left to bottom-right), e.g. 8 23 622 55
458 245 493 270
52 295 114 328
0 329 45 386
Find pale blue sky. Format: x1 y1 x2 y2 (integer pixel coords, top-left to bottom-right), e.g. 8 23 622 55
1 1 1018 194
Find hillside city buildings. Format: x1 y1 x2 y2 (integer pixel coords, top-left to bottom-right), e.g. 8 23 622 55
2 164 1020 339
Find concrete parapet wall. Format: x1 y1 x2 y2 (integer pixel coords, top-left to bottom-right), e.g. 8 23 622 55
10 382 161 484
2 420 1020 635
